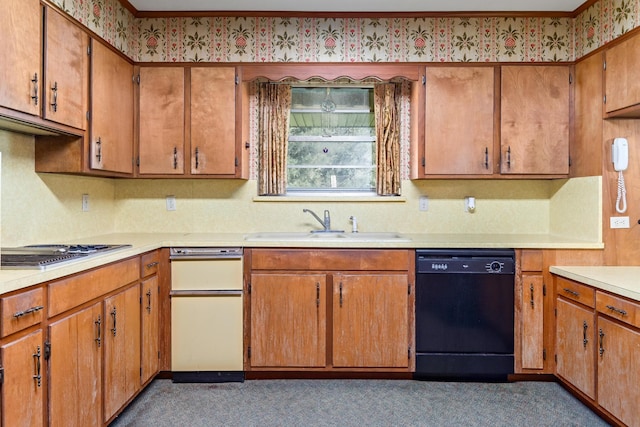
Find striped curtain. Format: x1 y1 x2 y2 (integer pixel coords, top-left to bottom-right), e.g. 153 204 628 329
374 83 402 196
257 83 292 195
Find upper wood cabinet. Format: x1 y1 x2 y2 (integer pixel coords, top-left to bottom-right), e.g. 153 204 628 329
43 7 89 130
90 40 134 175
137 66 248 178
0 0 41 117
604 32 640 117
500 66 570 175
190 67 239 176
137 67 185 175
421 67 495 176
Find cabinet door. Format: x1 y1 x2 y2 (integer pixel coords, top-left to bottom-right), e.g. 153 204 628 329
250 274 326 368
597 316 640 427
43 7 89 129
48 302 102 427
90 41 134 174
555 298 595 399
501 66 569 175
1 330 44 427
521 274 544 369
104 284 141 422
333 274 409 368
190 67 237 175
0 0 41 116
141 276 160 384
604 34 640 114
138 67 185 175
424 67 494 175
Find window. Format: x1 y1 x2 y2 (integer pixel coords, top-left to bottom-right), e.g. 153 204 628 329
287 86 375 194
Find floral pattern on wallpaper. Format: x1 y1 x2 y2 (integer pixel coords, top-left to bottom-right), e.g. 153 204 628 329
49 0 640 62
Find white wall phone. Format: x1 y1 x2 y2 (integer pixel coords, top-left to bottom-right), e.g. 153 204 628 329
612 137 628 213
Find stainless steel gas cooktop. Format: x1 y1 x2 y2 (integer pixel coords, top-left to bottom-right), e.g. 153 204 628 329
1 244 132 270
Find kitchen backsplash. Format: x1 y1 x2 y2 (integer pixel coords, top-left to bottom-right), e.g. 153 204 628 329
48 0 640 62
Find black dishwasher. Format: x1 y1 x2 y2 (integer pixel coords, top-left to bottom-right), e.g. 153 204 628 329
414 249 515 381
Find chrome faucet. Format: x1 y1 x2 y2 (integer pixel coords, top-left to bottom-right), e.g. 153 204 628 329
303 208 332 232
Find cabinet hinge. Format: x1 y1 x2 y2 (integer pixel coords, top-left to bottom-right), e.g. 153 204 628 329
87 45 91 56
543 283 546 297
421 157 425 167
44 341 51 361
569 73 573 84
603 60 607 71
603 94 607 104
247 347 251 359
140 367 142 377
235 74 239 85
543 348 547 361
86 110 91 122
235 156 239 167
568 156 572 167
248 283 251 294
408 346 412 359
0 367 3 384
408 283 411 295
554 307 557 317
554 353 557 363
136 156 140 167
422 75 426 85
134 74 140 85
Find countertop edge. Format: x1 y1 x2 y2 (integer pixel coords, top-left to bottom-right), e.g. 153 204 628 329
550 266 640 302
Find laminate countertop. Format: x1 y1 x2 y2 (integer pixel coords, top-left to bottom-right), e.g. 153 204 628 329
550 266 640 302
0 232 603 296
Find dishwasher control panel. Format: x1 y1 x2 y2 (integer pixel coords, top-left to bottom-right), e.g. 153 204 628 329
417 249 515 274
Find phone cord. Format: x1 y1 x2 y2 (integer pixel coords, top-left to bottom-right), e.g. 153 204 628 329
616 171 627 214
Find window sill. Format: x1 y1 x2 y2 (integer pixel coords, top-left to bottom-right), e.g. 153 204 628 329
253 195 406 203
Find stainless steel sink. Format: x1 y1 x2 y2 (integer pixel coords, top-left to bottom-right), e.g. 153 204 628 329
244 232 411 242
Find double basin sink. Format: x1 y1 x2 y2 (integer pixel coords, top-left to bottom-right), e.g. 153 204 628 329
244 231 411 243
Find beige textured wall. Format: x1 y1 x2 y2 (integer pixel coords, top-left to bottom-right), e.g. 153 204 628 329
0 130 116 247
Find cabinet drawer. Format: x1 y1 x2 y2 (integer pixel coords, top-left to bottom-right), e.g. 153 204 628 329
141 251 160 277
49 257 140 317
556 276 595 308
1 287 44 337
251 249 410 271
596 291 640 328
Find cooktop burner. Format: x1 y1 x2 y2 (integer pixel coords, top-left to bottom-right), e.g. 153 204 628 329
1 244 132 270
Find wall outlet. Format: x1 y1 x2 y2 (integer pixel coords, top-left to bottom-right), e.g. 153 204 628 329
610 216 630 229
166 196 177 211
82 194 89 212
419 196 429 212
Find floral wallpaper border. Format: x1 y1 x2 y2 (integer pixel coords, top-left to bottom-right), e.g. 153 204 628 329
49 0 640 63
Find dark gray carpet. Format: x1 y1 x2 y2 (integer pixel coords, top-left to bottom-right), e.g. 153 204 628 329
109 379 608 427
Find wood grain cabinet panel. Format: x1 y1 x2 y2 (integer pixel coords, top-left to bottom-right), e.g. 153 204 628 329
141 276 160 385
604 33 640 116
138 67 185 175
0 0 41 116
90 40 134 174
596 316 640 427
48 302 102 427
521 273 544 370
501 66 570 175
1 287 44 337
43 7 89 130
332 274 409 368
250 274 327 368
423 67 495 175
555 298 596 399
0 330 44 427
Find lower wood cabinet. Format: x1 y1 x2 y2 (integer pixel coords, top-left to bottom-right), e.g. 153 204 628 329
141 275 160 384
48 302 102 427
247 249 414 372
104 284 142 422
1 330 44 427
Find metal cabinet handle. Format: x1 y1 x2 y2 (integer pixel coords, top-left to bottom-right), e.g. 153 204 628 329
173 147 178 169
530 283 534 308
146 289 152 313
316 283 320 308
506 146 511 169
599 328 605 357
146 261 159 269
95 315 102 347
110 307 117 337
95 137 102 163
582 320 588 348
33 346 42 387
195 147 200 169
50 81 58 112
484 147 489 169
339 282 343 307
605 304 627 316
31 73 39 105
13 305 44 318
563 288 579 297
